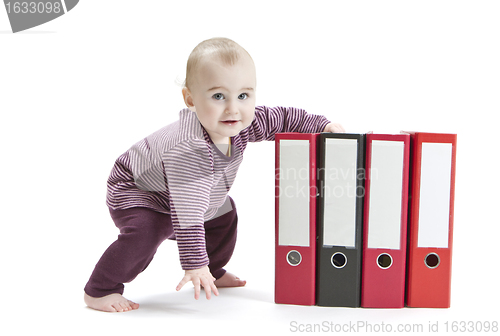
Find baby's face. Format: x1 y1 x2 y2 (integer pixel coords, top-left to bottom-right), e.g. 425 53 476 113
184 53 256 144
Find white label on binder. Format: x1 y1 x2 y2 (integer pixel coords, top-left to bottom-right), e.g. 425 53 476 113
367 140 405 249
323 138 357 247
417 142 453 248
278 140 310 247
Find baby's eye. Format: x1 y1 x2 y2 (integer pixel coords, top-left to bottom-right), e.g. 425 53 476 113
212 93 225 100
238 93 248 100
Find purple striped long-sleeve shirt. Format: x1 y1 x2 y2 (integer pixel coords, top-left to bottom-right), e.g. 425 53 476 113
106 105 330 270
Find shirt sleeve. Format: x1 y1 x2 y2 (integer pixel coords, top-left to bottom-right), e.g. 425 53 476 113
162 139 213 270
246 105 331 142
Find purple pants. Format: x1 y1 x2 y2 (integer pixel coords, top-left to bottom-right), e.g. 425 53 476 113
84 197 238 298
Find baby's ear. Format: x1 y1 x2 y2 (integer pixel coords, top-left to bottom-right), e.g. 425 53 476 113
182 87 196 111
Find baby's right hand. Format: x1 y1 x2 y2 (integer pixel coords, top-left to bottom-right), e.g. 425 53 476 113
176 266 219 300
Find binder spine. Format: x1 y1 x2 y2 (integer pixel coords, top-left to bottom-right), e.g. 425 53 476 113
275 133 318 305
405 132 457 308
361 133 410 308
316 133 365 307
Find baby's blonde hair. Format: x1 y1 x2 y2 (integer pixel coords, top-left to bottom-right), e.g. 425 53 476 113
184 37 253 89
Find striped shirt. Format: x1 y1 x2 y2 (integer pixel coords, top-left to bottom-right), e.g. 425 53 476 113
106 105 330 270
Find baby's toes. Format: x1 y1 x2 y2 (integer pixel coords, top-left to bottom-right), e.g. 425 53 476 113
110 303 121 312
128 301 140 310
121 301 132 311
112 302 126 312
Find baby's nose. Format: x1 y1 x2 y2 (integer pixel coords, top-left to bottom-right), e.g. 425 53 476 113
224 100 239 114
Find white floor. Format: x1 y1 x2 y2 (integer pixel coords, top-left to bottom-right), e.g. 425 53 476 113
2 1 499 335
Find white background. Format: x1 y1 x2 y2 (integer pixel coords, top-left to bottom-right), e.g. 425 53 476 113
1 1 499 335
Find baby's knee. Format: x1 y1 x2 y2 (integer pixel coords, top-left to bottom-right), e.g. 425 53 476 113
119 221 170 248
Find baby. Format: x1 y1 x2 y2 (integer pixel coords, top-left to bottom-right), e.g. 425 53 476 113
84 37 344 312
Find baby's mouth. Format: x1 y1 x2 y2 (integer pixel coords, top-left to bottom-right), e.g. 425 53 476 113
221 120 240 125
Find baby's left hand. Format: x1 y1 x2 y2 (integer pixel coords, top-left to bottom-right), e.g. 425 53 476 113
176 266 219 300
323 122 345 133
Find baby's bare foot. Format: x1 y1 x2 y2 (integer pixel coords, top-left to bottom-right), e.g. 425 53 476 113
84 292 139 312
214 272 247 288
